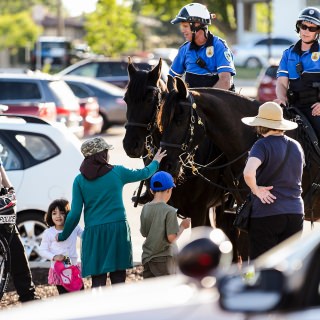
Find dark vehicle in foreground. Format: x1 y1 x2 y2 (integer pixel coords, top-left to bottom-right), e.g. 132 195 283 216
0 73 84 138
61 75 126 131
57 57 169 88
3 226 320 319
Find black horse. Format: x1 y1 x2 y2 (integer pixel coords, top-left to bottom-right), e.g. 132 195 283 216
123 58 235 232
158 76 320 222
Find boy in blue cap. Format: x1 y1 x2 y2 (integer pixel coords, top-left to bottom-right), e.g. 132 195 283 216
140 171 191 278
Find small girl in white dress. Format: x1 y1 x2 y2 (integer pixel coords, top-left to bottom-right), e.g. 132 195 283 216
39 199 83 294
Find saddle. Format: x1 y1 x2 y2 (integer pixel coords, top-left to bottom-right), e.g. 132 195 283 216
285 106 320 158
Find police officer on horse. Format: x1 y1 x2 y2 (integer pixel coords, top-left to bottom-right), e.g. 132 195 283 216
169 3 235 90
276 7 320 140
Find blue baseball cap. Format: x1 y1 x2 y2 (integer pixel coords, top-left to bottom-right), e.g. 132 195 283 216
150 171 176 191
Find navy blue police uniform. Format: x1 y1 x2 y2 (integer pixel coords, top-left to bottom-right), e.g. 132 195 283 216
277 39 320 137
169 31 235 88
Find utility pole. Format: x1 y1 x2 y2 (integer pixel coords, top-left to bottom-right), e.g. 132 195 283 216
57 0 64 36
267 0 272 60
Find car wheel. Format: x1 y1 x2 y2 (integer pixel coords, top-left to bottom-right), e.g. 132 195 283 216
244 57 262 69
16 212 48 262
100 111 112 132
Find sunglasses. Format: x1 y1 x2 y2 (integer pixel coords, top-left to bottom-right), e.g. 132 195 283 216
300 23 319 32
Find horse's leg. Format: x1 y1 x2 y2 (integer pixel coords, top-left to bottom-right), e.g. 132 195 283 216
214 203 250 263
186 206 211 228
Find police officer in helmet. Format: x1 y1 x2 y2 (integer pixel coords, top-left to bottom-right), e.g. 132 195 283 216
169 3 235 90
276 7 320 139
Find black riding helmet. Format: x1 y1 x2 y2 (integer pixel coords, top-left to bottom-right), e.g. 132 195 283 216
296 7 320 33
171 3 213 40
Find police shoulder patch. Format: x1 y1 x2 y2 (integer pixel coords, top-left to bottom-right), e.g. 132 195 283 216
224 50 232 62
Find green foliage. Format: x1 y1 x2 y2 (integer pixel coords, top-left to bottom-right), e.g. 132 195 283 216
85 0 137 57
0 0 55 14
141 0 237 34
0 11 42 52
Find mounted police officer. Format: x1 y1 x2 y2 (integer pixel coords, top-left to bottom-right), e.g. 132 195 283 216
169 3 235 90
276 7 320 139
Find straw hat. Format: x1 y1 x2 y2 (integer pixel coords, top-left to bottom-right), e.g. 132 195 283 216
241 102 298 130
81 137 113 157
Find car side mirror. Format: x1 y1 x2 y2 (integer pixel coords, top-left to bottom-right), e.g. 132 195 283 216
218 269 284 313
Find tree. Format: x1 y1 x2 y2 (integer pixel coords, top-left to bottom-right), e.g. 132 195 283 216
85 0 137 57
0 0 55 14
0 11 42 54
141 0 237 40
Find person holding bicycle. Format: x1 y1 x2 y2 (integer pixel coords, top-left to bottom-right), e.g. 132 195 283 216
0 158 40 302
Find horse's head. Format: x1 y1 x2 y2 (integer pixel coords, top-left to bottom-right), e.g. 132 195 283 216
123 57 166 158
158 76 206 178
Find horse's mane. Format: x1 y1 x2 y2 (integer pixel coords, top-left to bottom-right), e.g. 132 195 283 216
126 70 149 104
157 90 179 133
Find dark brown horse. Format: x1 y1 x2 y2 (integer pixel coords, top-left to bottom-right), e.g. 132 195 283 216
122 58 235 231
158 76 320 222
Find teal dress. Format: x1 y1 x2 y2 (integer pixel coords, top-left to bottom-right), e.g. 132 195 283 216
58 161 159 277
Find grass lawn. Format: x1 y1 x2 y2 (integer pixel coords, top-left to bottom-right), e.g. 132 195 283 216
236 67 261 80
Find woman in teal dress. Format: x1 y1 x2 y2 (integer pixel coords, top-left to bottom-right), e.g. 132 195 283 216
57 136 166 287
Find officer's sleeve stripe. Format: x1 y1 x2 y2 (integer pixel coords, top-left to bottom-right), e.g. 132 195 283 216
277 69 288 75
217 65 235 71
170 68 183 77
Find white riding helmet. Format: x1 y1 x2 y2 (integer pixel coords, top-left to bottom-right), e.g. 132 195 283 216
171 3 211 25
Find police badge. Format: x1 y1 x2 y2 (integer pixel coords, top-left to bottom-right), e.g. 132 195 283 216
206 46 214 57
311 52 319 62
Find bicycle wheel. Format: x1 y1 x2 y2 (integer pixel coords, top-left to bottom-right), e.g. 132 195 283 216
0 233 10 300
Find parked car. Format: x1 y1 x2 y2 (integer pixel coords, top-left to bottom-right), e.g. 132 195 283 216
61 75 126 131
3 226 320 319
56 57 170 88
232 37 294 68
78 96 103 136
152 47 178 64
256 62 278 102
0 114 83 262
0 73 84 138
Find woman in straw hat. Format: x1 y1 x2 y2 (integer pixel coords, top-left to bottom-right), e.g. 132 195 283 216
57 136 166 287
242 101 304 260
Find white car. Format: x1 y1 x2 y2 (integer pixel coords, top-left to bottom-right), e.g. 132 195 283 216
0 115 83 262
232 37 295 68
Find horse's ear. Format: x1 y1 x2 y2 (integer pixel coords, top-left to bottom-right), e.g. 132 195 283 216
127 56 137 76
167 75 176 92
148 58 162 83
175 76 188 99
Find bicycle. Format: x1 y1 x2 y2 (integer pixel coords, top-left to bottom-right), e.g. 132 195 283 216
0 190 17 300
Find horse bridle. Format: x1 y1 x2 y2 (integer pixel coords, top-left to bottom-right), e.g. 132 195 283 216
125 85 162 158
160 93 205 158
160 91 251 202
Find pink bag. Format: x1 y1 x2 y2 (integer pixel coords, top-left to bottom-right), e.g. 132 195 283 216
54 261 83 292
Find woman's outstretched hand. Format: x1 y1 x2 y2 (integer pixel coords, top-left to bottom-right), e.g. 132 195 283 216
153 147 167 163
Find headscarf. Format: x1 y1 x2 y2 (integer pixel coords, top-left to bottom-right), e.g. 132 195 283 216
79 149 113 180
